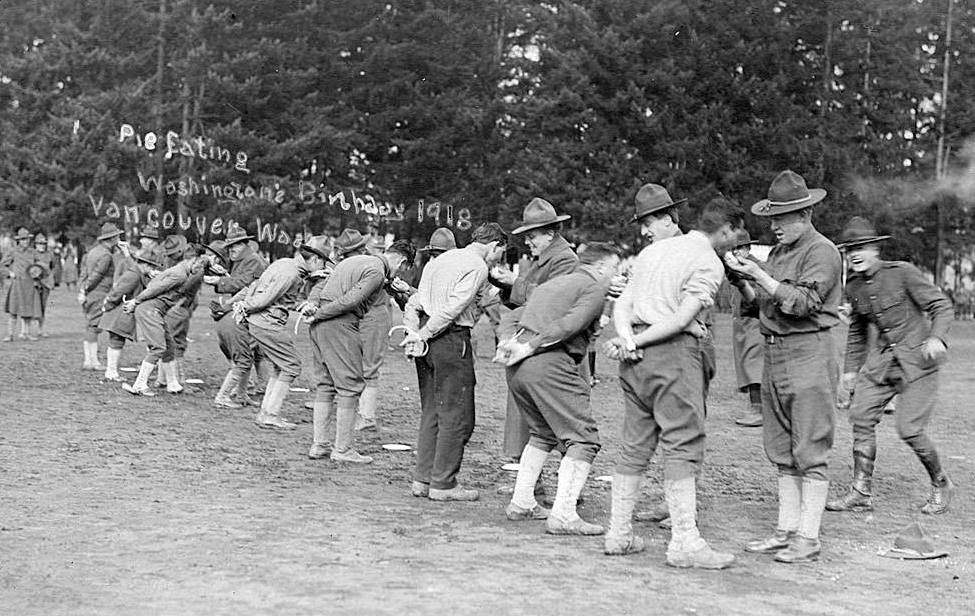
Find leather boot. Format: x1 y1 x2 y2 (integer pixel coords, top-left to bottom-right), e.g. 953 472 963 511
330 396 372 462
546 457 603 535
776 478 828 563
355 385 379 431
603 473 646 555
826 452 874 511
665 477 735 570
309 391 335 459
213 369 243 408
921 472 954 515
506 444 550 520
747 475 800 553
909 435 953 514
232 370 259 406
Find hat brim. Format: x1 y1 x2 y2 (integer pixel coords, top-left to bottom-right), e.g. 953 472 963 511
223 234 254 247
337 236 369 255
751 189 827 217
133 255 163 269
419 245 452 253
878 547 948 560
735 240 761 248
97 229 124 241
512 214 571 236
300 244 331 260
203 244 229 264
630 198 688 224
838 235 891 250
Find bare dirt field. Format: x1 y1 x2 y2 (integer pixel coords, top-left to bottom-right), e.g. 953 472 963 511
1 287 972 615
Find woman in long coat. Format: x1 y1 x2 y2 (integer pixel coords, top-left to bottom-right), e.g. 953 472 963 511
62 241 80 289
2 227 38 340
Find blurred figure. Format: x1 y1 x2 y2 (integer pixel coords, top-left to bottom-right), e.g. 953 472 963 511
2 227 38 340
729 230 764 427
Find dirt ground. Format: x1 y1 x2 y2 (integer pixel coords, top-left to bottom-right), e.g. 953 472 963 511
1 287 972 615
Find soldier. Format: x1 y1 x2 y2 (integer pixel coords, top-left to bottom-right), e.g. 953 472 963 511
78 223 123 368
491 198 578 502
602 197 742 570
101 251 162 381
302 230 415 462
122 241 212 396
499 242 622 535
729 229 765 428
229 237 330 429
826 217 954 515
724 170 843 564
402 222 508 502
208 227 270 408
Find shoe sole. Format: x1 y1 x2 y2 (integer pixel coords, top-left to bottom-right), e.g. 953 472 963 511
666 559 735 570
774 553 820 563
255 422 296 430
546 526 604 536
744 544 790 554
825 505 873 512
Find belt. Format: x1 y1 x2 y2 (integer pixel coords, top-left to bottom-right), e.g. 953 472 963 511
764 330 823 345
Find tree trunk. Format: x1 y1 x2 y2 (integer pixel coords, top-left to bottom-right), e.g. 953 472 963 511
935 0 954 285
154 0 166 211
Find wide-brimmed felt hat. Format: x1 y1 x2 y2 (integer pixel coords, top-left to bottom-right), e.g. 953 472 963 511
334 228 369 255
366 235 387 254
223 226 254 247
161 234 188 258
734 228 760 248
14 227 32 241
139 226 160 240
836 216 891 250
631 183 687 224
133 250 163 269
879 520 948 560
97 222 124 241
420 227 457 253
512 198 571 235
300 235 331 260
751 170 827 216
203 239 229 265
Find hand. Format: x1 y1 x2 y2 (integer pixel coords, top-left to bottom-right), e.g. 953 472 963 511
122 299 138 314
308 268 331 280
503 340 534 366
491 266 516 286
608 274 627 298
76 290 86 305
922 337 947 362
492 338 514 364
203 275 221 285
232 302 248 324
723 252 761 279
840 371 858 393
296 300 317 316
389 277 411 293
208 263 228 276
399 329 428 358
598 314 611 329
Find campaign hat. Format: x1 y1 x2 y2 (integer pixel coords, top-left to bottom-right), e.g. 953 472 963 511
14 227 32 241
161 234 188 258
300 235 332 260
734 228 760 248
133 250 163 269
631 183 687 223
836 216 891 250
879 520 948 560
751 170 827 216
511 198 571 235
203 239 230 265
334 228 369 255
139 226 161 240
223 226 254 247
420 227 457 254
97 222 124 241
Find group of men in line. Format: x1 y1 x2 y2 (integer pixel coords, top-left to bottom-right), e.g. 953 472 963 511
74 167 955 569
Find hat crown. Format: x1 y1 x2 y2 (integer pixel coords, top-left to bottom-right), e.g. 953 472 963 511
335 228 365 251
34 233 47 243
520 198 561 225
635 183 675 210
768 170 812 204
840 216 882 243
226 226 248 241
893 521 935 553
428 227 457 251
303 235 331 255
734 228 753 246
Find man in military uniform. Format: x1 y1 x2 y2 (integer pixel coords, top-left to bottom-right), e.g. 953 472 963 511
78 223 123 369
725 170 843 564
826 217 954 515
208 227 269 408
